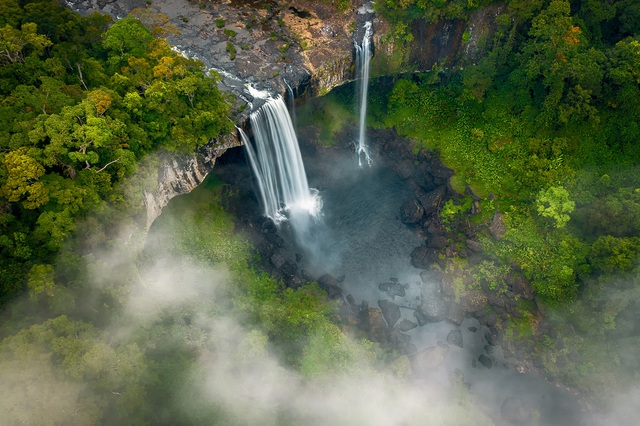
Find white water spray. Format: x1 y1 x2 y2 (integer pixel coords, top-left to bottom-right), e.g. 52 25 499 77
241 96 322 227
355 21 373 167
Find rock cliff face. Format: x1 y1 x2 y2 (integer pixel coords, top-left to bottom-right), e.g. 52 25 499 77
68 0 504 228
142 133 242 229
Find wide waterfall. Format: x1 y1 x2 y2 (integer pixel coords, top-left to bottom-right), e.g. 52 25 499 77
241 95 322 228
355 21 373 167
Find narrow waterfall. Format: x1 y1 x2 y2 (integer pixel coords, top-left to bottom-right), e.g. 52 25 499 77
284 79 297 130
241 96 321 228
355 21 373 167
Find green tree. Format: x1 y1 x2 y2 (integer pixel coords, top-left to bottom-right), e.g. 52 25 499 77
0 22 52 65
0 147 49 209
536 185 575 228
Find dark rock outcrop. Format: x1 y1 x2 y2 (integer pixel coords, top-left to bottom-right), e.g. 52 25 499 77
396 318 418 332
410 245 437 269
416 186 447 216
143 133 241 229
378 299 401 327
418 280 448 322
478 353 493 369
400 199 425 224
379 281 407 299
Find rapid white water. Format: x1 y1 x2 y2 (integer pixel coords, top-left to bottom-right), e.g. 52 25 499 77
241 96 322 226
355 21 373 167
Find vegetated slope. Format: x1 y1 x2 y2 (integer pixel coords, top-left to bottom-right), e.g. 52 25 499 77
374 0 640 410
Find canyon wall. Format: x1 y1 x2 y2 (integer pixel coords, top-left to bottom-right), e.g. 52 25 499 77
69 0 504 228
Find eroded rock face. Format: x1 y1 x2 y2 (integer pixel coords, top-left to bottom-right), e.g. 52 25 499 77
143 133 241 229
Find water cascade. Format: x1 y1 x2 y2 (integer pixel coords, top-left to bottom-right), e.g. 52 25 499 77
355 21 373 167
284 79 297 129
241 96 322 233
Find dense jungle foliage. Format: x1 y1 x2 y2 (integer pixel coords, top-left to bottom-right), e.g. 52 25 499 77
368 0 640 405
1 0 640 422
0 0 233 306
0 2 493 424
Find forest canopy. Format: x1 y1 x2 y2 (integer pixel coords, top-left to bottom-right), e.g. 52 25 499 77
0 0 233 305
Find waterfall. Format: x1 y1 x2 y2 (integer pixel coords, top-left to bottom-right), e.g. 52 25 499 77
355 21 373 167
284 79 297 130
241 96 321 228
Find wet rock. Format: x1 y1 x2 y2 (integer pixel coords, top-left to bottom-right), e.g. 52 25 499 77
440 274 457 298
396 318 418 332
508 273 534 300
400 199 424 224
265 232 284 248
426 234 448 249
286 274 306 289
501 396 535 425
478 354 493 369
420 269 443 284
418 281 448 322
378 299 401 327
458 290 488 314
389 329 411 352
411 344 449 374
317 274 342 299
364 307 387 343
270 248 287 268
466 239 483 252
485 330 499 346
447 329 463 348
489 212 507 240
346 294 356 306
395 158 415 179
410 245 437 269
379 281 407 299
416 185 447 216
279 261 298 279
446 302 466 325
413 309 428 326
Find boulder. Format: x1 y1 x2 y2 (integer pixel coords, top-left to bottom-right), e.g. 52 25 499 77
379 281 407 299
508 273 534 300
478 353 493 369
418 281 448 322
389 329 412 352
416 185 447 216
426 234 448 249
378 299 401 327
395 158 415 179
466 239 483 252
364 307 387 343
410 245 437 269
270 248 287 268
446 302 466 325
420 269 443 284
458 290 488 314
489 212 507 240
317 274 342 299
413 309 428 326
400 199 424 224
396 318 418 332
